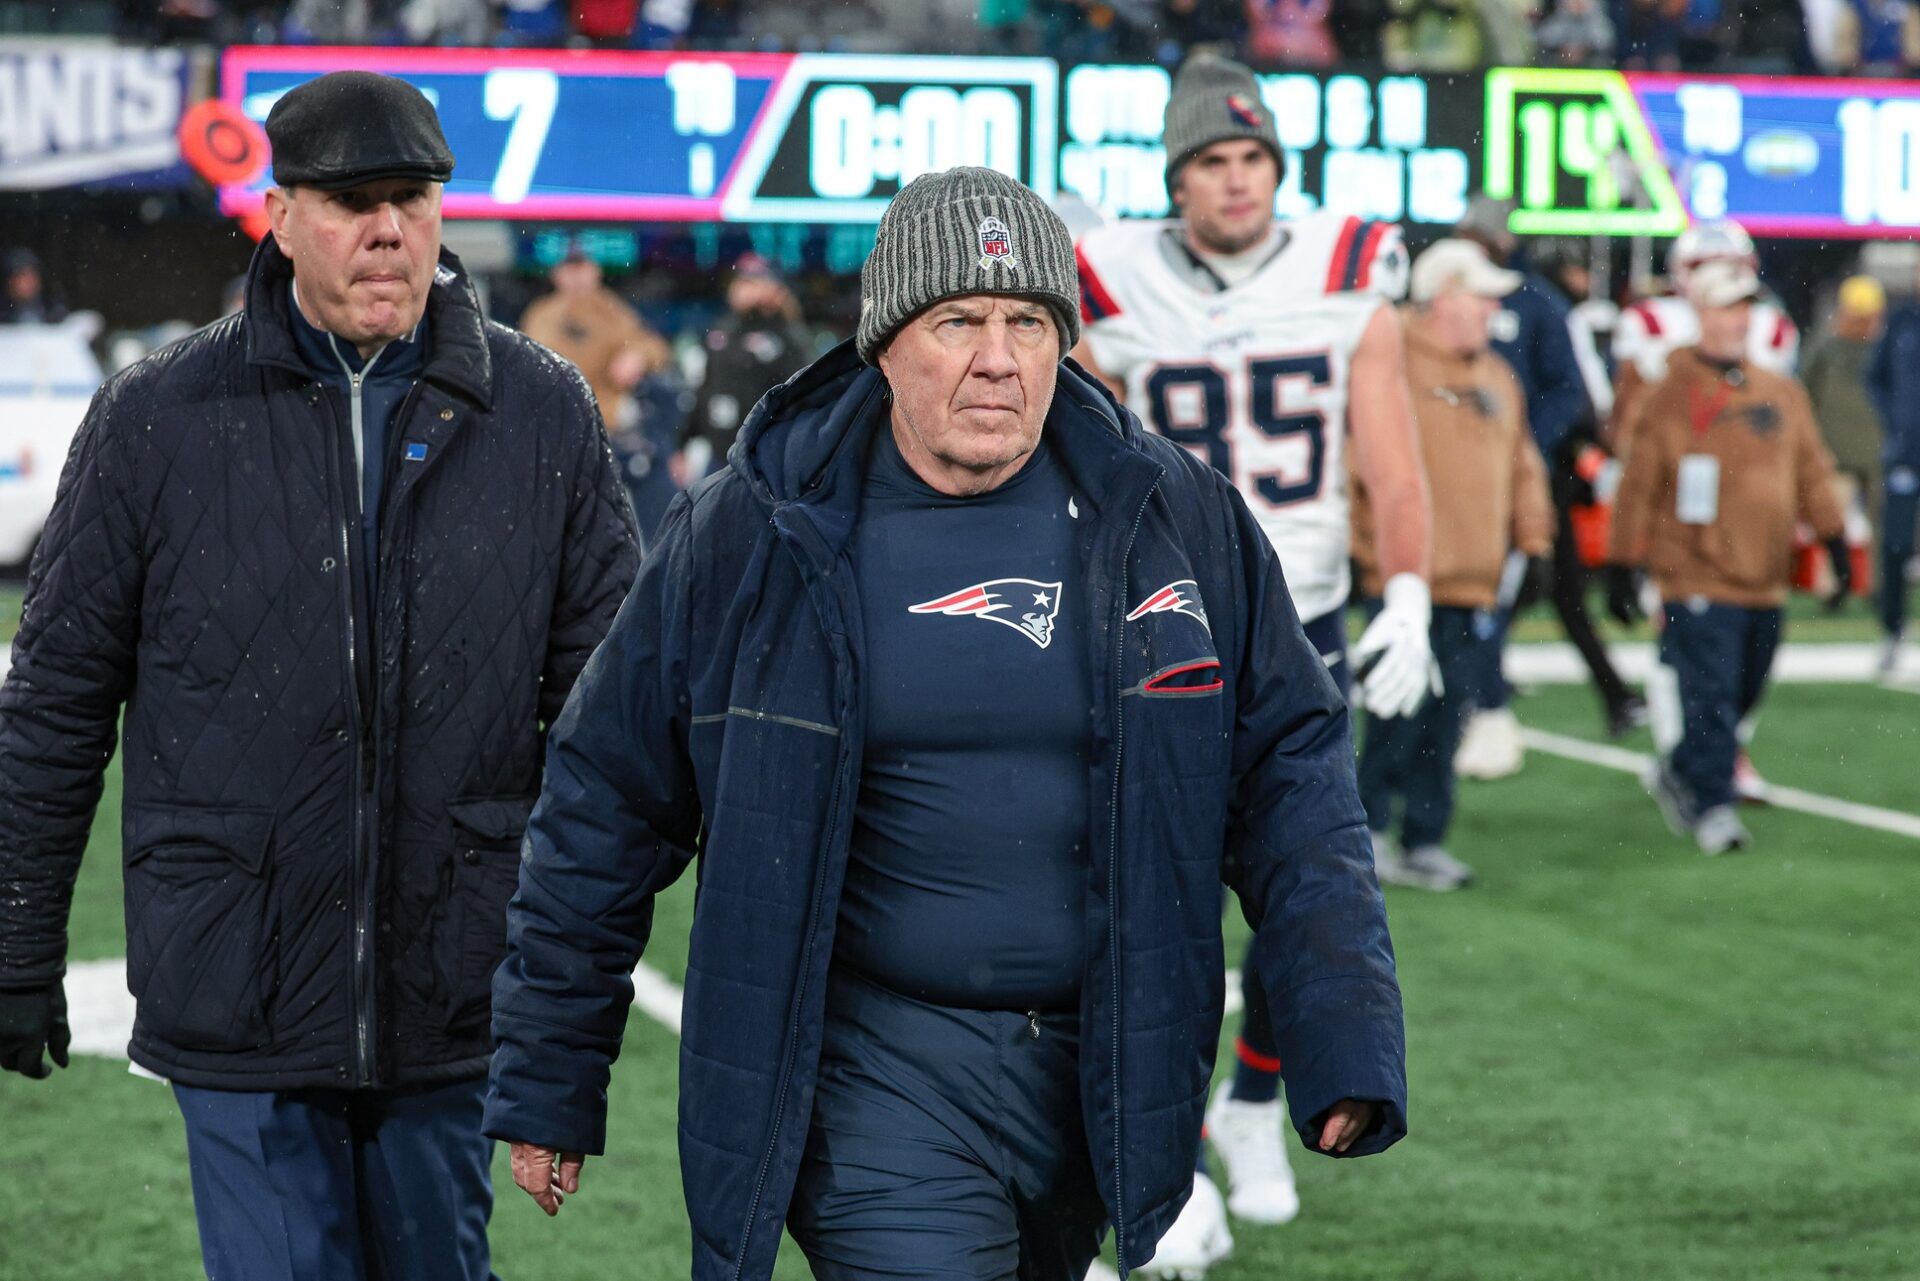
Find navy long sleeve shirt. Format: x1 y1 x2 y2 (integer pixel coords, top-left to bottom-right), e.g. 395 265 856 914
835 427 1092 1011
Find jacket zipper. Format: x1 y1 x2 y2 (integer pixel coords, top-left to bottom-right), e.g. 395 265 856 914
318 383 375 1087
1107 480 1155 1274
325 338 396 1089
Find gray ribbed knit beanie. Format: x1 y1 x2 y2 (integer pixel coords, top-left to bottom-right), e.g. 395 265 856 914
856 166 1080 364
1162 52 1283 196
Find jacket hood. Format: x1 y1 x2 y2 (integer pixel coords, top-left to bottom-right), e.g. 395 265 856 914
729 339 1151 559
242 235 494 408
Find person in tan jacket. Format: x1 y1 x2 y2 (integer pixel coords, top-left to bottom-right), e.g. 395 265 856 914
518 244 671 428
1609 259 1850 855
1352 240 1553 891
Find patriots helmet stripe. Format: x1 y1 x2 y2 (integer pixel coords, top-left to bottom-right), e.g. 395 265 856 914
910 577 1064 649
1126 579 1211 634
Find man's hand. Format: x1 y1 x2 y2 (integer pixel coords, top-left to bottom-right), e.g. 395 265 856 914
0 983 70 1080
1352 573 1438 720
509 1141 587 1216
1824 536 1853 613
1317 1099 1378 1153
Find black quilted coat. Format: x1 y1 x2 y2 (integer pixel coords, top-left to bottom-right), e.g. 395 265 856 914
0 239 639 1089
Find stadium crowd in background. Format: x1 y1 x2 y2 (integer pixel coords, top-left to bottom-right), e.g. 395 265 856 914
3 0 1918 75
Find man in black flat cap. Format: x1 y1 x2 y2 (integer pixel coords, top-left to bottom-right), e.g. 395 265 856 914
0 71 638 1279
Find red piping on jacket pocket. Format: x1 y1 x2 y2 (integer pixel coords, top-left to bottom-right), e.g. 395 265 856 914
1140 658 1224 696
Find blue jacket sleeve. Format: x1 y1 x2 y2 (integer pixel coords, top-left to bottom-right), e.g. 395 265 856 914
1217 480 1408 1158
0 392 140 988
483 491 703 1155
538 371 642 730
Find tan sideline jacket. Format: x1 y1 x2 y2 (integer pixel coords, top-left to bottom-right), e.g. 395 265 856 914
1609 347 1843 608
1353 329 1553 609
520 286 667 426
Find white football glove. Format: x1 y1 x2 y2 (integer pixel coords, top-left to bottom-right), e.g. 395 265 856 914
1351 573 1440 719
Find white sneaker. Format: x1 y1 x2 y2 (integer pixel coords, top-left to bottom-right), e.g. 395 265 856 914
1641 759 1696 839
1879 635 1901 677
1454 708 1524 780
1138 1172 1234 1278
1205 1092 1300 1225
1694 805 1751 856
1400 844 1476 890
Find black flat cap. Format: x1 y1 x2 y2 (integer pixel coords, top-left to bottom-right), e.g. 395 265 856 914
266 71 455 190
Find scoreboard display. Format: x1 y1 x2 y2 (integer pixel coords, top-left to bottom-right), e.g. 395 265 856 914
218 47 1056 223
217 48 1920 239
1485 67 1920 239
1057 65 1480 226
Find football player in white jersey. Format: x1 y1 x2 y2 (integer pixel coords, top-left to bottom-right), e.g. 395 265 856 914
1072 52 1433 1278
1609 219 1797 804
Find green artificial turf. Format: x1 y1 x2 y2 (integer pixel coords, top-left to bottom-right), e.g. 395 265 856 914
3 684 1915 1280
0 583 21 647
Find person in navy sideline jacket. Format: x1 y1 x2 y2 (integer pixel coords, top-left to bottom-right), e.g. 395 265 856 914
482 166 1408 1281
1864 264 1920 679
0 73 639 1281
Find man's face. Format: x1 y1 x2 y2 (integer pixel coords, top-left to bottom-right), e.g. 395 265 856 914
1173 139 1279 255
267 177 442 348
1427 287 1500 355
552 257 600 296
877 295 1059 493
7 266 38 301
1697 299 1752 361
728 275 787 316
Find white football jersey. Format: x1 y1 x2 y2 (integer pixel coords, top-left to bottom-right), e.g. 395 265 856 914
1612 293 1800 382
1076 213 1404 623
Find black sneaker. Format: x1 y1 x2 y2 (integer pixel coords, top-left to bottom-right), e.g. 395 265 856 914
1606 695 1649 740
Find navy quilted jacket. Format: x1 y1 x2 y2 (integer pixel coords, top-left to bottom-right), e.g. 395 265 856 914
0 239 639 1089
482 344 1406 1277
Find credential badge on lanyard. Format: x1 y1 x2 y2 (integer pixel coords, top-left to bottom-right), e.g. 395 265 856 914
1677 377 1733 525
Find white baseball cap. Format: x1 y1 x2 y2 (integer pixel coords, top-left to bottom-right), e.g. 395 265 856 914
1686 258 1762 309
1410 238 1524 303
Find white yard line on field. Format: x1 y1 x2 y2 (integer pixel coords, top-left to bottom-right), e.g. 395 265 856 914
1503 641 1915 685
6 643 1918 690
1519 727 1920 842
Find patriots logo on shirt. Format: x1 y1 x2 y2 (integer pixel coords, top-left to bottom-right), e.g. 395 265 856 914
1127 580 1211 635
909 578 1062 649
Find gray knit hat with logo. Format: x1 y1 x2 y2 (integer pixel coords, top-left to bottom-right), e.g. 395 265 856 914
856 165 1080 364
1162 52 1284 195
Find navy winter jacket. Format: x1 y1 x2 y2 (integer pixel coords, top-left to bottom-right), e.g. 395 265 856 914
1491 270 1592 460
482 344 1407 1278
1866 304 1920 470
0 238 639 1089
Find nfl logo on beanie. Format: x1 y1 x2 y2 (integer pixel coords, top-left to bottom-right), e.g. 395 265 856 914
978 216 1018 271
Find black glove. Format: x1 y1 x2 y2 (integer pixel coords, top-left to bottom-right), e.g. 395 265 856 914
0 983 70 1079
1604 564 1645 628
1824 536 1852 613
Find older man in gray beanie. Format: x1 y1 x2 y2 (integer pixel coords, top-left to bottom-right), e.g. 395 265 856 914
484 164 1406 1281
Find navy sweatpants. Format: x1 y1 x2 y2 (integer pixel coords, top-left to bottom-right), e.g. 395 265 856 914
788 968 1106 1281
1880 466 1917 638
1659 600 1782 813
1357 606 1481 849
172 1076 496 1281
1231 608 1350 1092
